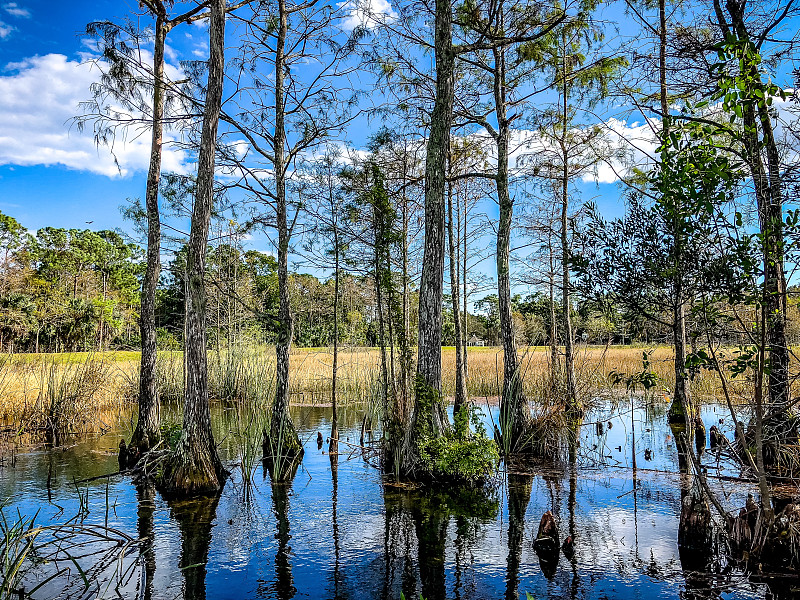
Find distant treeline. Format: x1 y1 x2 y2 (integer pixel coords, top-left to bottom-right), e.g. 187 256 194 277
4 209 800 353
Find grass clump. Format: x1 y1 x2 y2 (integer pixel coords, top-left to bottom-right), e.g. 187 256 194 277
0 355 128 440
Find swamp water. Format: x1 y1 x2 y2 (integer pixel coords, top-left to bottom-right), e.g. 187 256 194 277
0 400 795 600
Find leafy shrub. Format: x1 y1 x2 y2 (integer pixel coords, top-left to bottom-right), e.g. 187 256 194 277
160 421 182 450
417 431 500 486
413 376 499 485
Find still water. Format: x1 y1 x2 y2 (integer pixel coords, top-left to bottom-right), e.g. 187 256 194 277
0 400 793 600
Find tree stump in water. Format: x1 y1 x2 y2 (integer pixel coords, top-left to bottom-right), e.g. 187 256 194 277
561 535 575 560
118 439 130 470
678 488 714 566
533 510 560 563
118 439 141 470
709 426 727 449
534 511 560 579
694 417 706 454
761 503 800 570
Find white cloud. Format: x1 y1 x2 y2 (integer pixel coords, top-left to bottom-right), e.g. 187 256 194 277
338 0 396 31
0 53 191 178
581 117 660 184
0 20 13 38
3 3 29 18
475 116 661 186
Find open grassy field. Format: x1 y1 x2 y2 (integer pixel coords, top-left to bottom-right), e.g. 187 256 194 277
0 344 757 433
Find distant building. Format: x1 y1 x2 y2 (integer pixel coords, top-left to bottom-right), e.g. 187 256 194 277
467 334 485 347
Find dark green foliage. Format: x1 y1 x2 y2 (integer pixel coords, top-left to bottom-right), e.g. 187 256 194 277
575 122 742 339
0 211 143 352
160 421 183 451
413 377 499 486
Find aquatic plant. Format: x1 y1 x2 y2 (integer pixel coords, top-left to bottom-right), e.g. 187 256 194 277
230 356 275 485
35 357 116 442
0 503 138 600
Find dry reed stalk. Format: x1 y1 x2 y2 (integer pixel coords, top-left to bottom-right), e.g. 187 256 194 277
0 345 774 426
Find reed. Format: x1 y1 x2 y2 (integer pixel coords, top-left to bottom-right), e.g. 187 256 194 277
0 354 131 436
0 502 138 600
225 351 276 484
0 344 769 432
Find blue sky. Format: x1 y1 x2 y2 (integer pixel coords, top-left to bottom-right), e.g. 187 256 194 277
0 2 122 225
4 1 793 299
0 1 629 257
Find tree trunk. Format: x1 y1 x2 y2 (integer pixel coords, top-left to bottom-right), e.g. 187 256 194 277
264 0 303 478
560 48 577 412
716 0 792 445
376 224 390 408
130 15 166 460
385 239 399 403
158 0 227 498
401 165 411 417
548 258 559 393
494 37 531 449
330 223 340 455
660 0 690 426
447 159 467 417
414 0 453 438
462 191 469 379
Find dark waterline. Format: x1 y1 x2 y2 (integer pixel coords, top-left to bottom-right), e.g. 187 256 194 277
0 400 790 599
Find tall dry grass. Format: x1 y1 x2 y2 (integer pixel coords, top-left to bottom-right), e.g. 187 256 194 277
441 345 754 402
0 344 764 433
0 353 132 435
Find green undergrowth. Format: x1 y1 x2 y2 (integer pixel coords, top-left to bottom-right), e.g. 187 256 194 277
414 377 500 486
160 421 182 451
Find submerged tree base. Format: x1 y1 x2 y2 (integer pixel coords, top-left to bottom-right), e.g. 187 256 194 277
262 418 304 482
667 399 689 425
678 486 714 567
262 450 303 482
386 378 500 486
120 429 161 470
157 441 228 499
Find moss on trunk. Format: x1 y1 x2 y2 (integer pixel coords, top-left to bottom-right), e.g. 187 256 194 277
158 438 225 498
263 414 304 481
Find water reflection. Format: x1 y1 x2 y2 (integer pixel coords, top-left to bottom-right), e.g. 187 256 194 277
0 401 782 600
381 485 499 600
506 472 533 595
170 494 220 600
330 454 345 600
270 480 296 600
136 483 157 600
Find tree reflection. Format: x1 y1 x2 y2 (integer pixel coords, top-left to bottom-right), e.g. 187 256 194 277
506 472 533 599
382 485 498 600
136 483 157 600
329 453 346 600
169 494 220 600
272 479 296 600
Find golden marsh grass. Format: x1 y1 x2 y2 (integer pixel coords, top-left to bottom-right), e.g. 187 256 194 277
0 344 761 432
